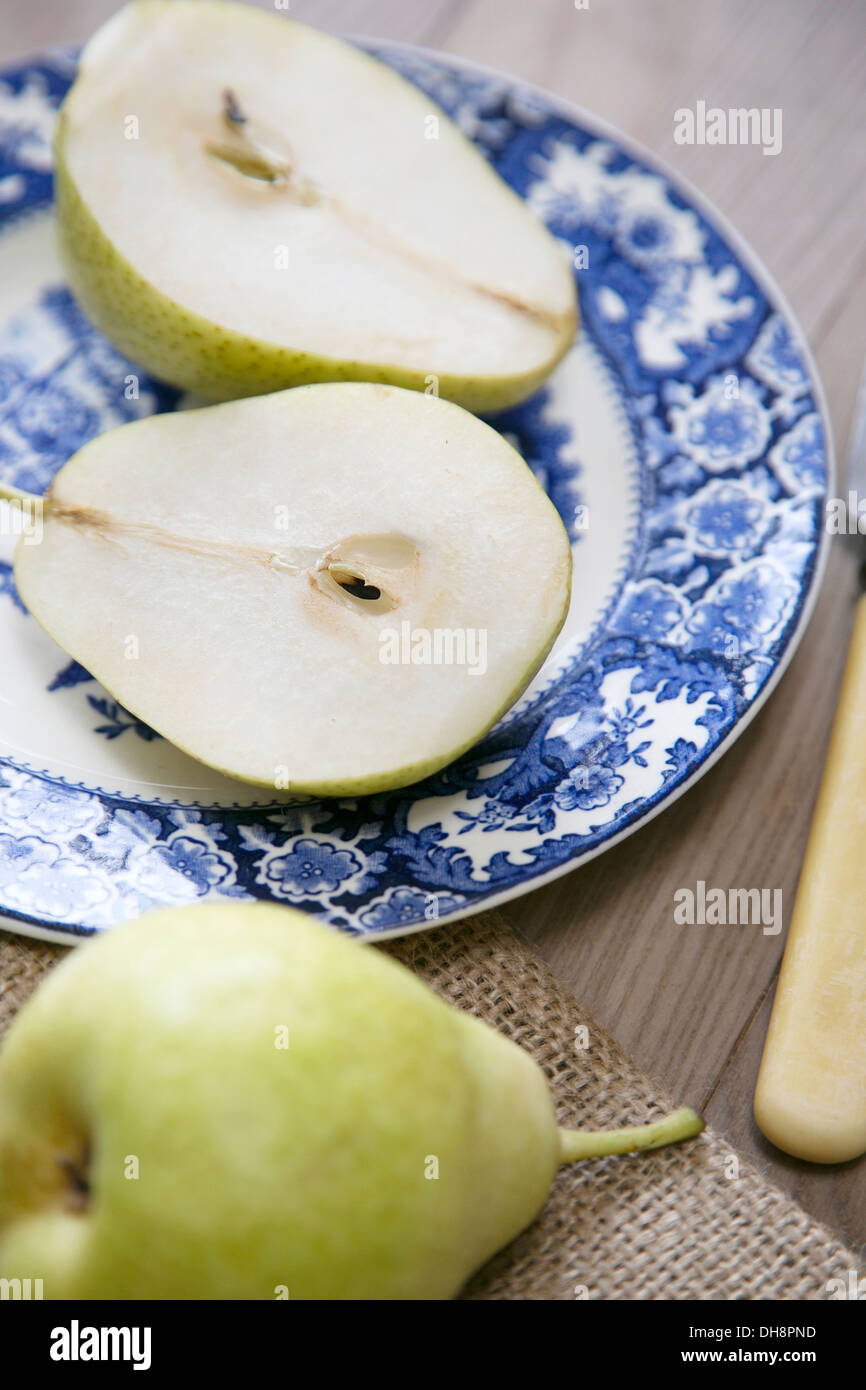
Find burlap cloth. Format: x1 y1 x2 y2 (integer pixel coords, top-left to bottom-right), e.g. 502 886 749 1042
0 910 859 1300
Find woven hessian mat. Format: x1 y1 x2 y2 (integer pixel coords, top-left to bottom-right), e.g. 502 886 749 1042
0 910 860 1300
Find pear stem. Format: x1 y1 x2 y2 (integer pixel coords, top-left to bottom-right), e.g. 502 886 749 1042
558 1106 704 1164
0 480 41 507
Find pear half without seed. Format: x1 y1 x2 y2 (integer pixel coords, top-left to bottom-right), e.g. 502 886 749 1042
54 0 578 411
0 903 705 1300
6 384 572 795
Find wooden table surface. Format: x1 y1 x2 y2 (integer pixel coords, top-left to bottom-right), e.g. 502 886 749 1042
2 0 865 1253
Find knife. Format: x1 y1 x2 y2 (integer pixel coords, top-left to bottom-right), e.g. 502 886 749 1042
754 367 866 1164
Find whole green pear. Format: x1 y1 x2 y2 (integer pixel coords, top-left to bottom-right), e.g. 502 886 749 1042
0 904 701 1299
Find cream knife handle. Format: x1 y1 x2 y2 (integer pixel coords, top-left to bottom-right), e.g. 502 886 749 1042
755 593 866 1163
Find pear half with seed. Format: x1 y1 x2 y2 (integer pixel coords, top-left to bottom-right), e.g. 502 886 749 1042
10 384 571 794
55 0 577 411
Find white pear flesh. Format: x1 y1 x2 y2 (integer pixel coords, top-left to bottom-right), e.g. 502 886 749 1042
55 0 577 411
14 384 572 794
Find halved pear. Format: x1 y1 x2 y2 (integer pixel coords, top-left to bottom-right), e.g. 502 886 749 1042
55 0 577 412
11 384 572 794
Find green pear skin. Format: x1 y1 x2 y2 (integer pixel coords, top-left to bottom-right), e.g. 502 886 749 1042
0 904 702 1300
0 905 560 1300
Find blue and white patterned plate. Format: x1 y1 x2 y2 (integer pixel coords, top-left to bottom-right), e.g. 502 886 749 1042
0 42 831 945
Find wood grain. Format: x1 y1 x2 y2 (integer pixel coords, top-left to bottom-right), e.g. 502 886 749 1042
1 0 864 1249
